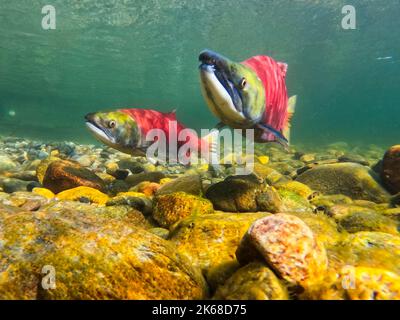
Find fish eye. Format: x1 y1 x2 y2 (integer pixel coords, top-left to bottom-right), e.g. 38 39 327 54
108 120 116 128
240 78 247 89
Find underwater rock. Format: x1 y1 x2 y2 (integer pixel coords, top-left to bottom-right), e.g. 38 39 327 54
252 163 287 185
156 174 203 196
205 174 266 212
326 231 400 278
326 204 376 219
0 191 50 208
169 211 269 288
32 187 55 199
296 163 390 203
1 178 31 193
149 227 170 239
153 192 213 229
236 214 328 287
336 210 399 235
107 192 153 216
132 181 160 197
276 189 313 213
42 160 105 194
287 212 343 249
117 159 145 174
299 154 316 163
72 154 94 167
306 267 400 300
310 195 353 214
274 181 314 199
0 207 207 299
213 262 288 300
9 170 38 182
381 145 400 194
125 171 166 188
0 155 17 172
56 186 109 205
106 168 129 180
107 180 130 195
255 187 283 213
338 153 369 166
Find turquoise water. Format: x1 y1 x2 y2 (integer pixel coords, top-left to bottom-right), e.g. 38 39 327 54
0 0 399 147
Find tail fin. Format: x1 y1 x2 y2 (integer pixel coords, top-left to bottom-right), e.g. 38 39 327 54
283 95 297 143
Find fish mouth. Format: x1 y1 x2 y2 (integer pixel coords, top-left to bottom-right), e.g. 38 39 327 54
85 113 116 145
199 50 245 123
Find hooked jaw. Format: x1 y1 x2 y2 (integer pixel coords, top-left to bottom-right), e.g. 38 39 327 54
85 113 116 145
199 50 246 125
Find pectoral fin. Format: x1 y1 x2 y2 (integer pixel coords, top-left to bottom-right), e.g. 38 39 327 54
257 123 289 149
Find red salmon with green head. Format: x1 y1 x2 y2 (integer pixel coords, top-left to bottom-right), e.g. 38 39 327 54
199 49 297 148
85 108 209 161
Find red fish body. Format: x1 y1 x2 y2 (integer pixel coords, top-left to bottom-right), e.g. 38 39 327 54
120 108 208 157
243 56 290 141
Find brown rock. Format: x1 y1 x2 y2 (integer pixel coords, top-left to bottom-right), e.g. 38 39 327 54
43 160 105 194
237 214 328 286
381 145 400 194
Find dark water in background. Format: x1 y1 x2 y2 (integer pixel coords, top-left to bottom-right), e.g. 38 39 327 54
0 0 399 148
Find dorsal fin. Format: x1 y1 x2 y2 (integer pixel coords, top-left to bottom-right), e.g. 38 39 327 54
166 108 178 119
277 62 288 77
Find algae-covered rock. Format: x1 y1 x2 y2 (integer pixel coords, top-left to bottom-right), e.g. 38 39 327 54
325 231 400 279
0 191 50 209
149 227 170 239
274 181 314 199
252 163 286 185
0 154 17 172
306 267 400 300
107 192 153 216
125 172 165 188
213 262 288 300
255 187 283 213
296 163 390 203
156 174 203 196
42 160 105 194
0 178 31 193
236 214 328 287
287 211 343 248
205 174 266 212
0 206 207 299
56 186 109 205
277 189 313 213
169 211 269 288
153 192 213 228
337 211 399 235
381 145 400 194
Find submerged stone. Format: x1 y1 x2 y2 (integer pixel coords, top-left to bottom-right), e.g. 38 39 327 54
156 174 203 196
381 145 400 194
213 262 288 300
42 160 105 194
0 206 207 299
153 192 214 228
169 211 269 287
236 214 328 287
296 163 390 203
205 174 266 212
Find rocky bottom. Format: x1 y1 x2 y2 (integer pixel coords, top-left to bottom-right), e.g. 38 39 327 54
0 136 400 300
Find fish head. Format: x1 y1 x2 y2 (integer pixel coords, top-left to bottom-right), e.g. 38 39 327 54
199 49 265 128
85 110 141 154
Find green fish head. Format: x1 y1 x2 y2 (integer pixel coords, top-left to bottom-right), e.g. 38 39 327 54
85 110 141 155
199 49 265 128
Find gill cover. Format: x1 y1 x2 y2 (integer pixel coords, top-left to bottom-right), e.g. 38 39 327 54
85 111 141 155
199 50 266 128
